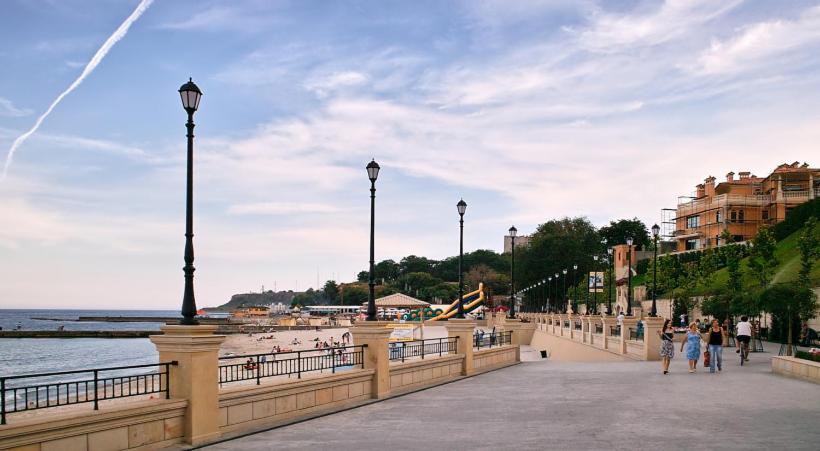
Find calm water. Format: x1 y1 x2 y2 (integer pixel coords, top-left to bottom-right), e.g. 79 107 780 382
0 310 174 377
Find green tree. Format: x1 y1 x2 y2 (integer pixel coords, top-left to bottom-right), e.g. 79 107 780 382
374 259 400 282
599 218 650 250
399 255 436 274
322 280 339 303
747 226 778 288
759 284 818 351
340 284 368 305
797 217 820 287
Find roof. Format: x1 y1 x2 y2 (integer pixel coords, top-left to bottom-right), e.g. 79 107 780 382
366 293 431 308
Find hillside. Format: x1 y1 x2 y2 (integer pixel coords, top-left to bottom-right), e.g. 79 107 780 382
216 290 297 311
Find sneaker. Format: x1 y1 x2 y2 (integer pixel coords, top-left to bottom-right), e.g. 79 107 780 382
736 349 740 354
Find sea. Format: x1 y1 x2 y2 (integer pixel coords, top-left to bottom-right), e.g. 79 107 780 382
0 310 175 378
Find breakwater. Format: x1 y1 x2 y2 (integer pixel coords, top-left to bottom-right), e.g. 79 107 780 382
0 330 154 338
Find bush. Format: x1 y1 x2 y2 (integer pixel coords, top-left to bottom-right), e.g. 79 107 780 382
795 350 820 363
772 197 820 241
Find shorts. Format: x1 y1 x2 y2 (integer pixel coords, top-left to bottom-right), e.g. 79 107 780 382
737 335 751 345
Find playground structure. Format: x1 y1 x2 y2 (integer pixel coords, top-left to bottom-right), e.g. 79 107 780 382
400 284 485 321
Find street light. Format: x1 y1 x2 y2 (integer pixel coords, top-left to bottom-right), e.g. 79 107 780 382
178 78 203 326
651 223 660 317
626 236 634 316
508 226 517 318
607 247 614 315
366 159 380 321
561 268 567 313
571 264 578 314
592 255 599 315
456 199 467 319
547 277 552 312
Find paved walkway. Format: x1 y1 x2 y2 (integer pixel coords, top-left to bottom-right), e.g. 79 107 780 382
203 348 820 451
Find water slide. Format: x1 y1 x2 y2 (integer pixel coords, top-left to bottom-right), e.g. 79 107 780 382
428 283 485 321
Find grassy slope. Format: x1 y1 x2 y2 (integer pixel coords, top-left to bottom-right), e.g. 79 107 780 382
624 227 819 295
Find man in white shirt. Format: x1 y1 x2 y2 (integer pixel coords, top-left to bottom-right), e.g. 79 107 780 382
736 315 752 360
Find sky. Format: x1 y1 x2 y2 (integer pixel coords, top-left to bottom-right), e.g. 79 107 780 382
1 0 820 309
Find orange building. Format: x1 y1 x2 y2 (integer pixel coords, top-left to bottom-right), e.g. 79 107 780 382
673 162 819 251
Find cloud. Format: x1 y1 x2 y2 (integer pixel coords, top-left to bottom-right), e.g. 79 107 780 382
304 71 369 98
158 4 284 32
693 5 820 75
575 0 742 53
0 97 32 117
228 202 341 215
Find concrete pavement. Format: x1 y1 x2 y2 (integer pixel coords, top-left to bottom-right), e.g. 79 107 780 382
202 347 820 451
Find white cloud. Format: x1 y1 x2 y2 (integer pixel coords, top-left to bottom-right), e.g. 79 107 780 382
0 97 32 117
694 5 820 75
228 202 341 215
304 71 369 98
575 0 743 53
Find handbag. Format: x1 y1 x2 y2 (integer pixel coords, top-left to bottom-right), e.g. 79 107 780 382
703 349 711 366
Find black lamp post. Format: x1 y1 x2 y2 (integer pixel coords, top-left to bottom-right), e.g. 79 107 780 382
547 276 552 312
626 236 633 316
592 255 599 315
571 264 578 313
651 223 660 317
456 199 467 319
541 279 546 312
178 78 202 326
607 247 613 315
561 268 567 313
554 273 559 312
508 226 517 318
366 159 380 321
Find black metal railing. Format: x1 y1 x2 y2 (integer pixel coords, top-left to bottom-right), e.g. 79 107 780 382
563 321 570 328
610 326 621 337
474 331 513 349
574 322 582 331
595 324 603 334
388 337 458 362
1 361 176 425
218 345 366 385
629 328 644 341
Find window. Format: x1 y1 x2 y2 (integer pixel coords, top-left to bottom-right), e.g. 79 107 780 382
716 211 721 224
738 210 745 223
762 210 769 220
730 211 737 222
733 235 743 243
685 239 698 250
686 215 700 229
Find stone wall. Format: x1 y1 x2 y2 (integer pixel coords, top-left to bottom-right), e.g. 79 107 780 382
388 355 464 392
771 356 820 384
0 399 187 451
218 369 374 436
473 346 519 371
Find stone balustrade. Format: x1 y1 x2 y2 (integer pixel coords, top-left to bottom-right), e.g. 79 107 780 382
0 321 519 450
518 312 664 361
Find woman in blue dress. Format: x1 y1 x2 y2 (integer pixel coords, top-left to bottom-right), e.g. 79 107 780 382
680 322 703 373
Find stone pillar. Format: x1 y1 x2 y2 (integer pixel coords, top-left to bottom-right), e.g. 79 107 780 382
556 314 563 336
601 316 610 350
500 319 525 362
620 317 638 355
445 319 476 376
149 325 226 446
642 317 664 361
350 322 392 399
586 315 595 346
580 315 589 343
810 173 815 199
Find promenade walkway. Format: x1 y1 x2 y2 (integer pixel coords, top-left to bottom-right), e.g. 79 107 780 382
203 348 820 450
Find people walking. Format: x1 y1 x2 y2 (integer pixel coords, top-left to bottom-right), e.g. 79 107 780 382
706 319 724 373
681 322 702 373
658 319 675 374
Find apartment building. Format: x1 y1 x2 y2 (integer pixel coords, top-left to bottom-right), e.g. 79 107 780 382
503 234 531 254
673 162 819 251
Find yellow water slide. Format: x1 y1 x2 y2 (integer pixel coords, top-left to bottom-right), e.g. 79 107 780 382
429 283 485 321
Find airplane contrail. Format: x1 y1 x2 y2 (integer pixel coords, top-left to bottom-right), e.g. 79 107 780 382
1 0 154 181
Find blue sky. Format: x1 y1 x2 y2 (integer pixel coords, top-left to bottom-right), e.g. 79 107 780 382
2 0 820 309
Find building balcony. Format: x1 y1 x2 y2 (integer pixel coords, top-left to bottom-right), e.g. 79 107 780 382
676 193 771 215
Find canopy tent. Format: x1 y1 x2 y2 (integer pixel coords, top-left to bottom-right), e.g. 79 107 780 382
365 293 431 309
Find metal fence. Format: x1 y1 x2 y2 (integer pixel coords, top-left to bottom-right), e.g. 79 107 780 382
1 361 176 425
629 328 644 341
218 345 366 385
574 321 582 331
594 324 604 334
388 337 458 362
610 326 621 337
473 331 513 349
